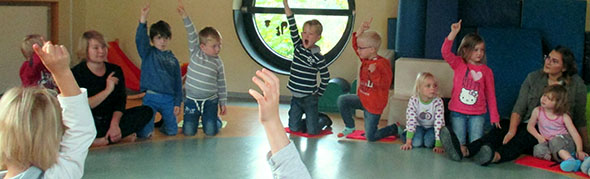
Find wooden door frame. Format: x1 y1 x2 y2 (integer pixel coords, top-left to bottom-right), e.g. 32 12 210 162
0 0 59 43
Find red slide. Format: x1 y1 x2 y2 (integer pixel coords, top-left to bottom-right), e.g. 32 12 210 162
107 40 142 91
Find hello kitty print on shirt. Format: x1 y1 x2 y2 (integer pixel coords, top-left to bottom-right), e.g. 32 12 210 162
459 69 481 105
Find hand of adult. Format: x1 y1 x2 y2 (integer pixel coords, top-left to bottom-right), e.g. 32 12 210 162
576 150 589 160
502 132 515 144
106 125 122 143
105 72 119 93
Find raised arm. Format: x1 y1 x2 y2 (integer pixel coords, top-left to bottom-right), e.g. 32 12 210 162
283 0 293 16
447 19 461 41
178 0 201 57
33 42 96 178
136 3 152 60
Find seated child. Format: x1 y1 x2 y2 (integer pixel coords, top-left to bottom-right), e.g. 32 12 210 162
527 85 589 172
336 18 396 141
0 42 96 178
135 3 183 137
19 34 56 89
283 0 332 135
177 0 227 136
400 72 445 153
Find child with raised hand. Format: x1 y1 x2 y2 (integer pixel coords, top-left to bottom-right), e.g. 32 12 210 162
135 3 183 138
527 85 589 172
0 42 96 178
249 68 311 179
400 72 445 153
19 34 57 89
336 18 396 141
177 0 228 136
283 0 331 135
440 20 500 159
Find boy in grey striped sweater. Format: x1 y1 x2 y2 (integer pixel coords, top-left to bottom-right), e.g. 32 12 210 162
178 2 227 136
283 0 331 135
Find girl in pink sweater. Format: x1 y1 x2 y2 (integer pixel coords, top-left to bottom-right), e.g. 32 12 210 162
527 85 589 172
441 20 500 156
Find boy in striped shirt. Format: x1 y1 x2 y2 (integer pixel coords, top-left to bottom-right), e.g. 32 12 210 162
283 0 331 135
178 2 227 136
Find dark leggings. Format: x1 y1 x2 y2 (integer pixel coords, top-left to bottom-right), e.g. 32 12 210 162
466 120 537 163
94 105 153 139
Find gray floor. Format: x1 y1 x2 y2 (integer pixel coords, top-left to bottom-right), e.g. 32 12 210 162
84 135 569 179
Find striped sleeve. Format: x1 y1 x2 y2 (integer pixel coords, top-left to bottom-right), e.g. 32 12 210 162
287 14 301 47
217 60 228 106
183 17 201 60
316 57 330 96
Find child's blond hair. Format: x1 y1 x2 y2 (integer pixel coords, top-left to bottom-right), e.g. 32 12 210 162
412 72 439 98
304 19 323 36
457 33 486 64
21 34 45 60
543 84 569 116
199 27 222 45
357 31 382 49
0 87 63 170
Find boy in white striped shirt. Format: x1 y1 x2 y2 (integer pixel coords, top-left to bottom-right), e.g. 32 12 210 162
178 1 227 136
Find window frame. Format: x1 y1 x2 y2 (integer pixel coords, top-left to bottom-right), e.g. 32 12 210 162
233 0 356 75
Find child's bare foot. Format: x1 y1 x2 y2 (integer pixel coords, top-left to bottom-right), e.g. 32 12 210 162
92 137 109 147
461 146 469 157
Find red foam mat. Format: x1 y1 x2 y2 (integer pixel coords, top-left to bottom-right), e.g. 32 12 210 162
285 127 332 137
345 130 397 142
515 155 588 178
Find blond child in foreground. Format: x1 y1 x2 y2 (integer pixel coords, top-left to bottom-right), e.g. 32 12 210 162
0 42 96 178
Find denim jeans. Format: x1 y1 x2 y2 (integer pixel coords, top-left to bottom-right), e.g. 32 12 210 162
337 94 394 141
337 94 362 129
288 95 321 135
183 97 221 136
451 111 485 145
401 126 435 148
137 92 178 138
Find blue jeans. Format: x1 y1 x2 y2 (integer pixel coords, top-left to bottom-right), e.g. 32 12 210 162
337 94 361 129
183 97 221 136
451 111 485 145
138 92 178 138
288 95 321 135
337 94 395 141
401 126 435 148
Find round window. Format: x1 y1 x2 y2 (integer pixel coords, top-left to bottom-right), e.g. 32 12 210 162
233 0 355 75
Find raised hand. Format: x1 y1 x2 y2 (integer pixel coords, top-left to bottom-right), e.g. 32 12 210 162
451 19 462 33
140 3 150 23
283 0 293 16
177 0 187 18
447 19 462 40
33 41 80 97
249 68 280 123
358 17 373 35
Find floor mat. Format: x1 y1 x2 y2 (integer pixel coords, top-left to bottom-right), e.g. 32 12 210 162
345 130 397 142
515 155 588 178
285 127 333 137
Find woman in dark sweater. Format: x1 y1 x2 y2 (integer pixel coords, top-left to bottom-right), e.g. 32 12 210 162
72 30 153 147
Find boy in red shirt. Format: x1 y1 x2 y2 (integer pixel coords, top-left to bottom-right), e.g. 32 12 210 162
336 18 396 141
